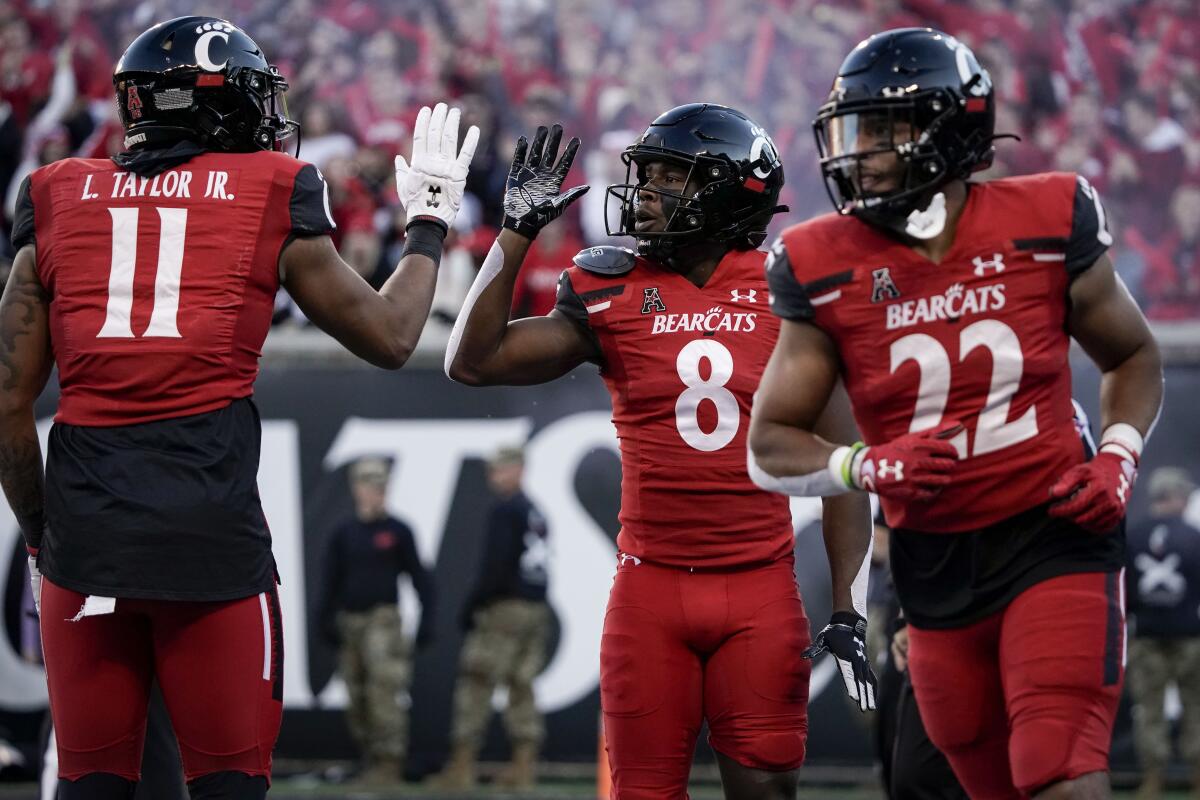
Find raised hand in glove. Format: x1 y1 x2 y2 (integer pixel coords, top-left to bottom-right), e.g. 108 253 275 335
803 611 877 712
394 102 480 233
502 124 589 239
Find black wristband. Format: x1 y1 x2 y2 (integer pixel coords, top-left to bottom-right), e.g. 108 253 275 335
502 216 540 240
830 610 867 635
401 218 448 267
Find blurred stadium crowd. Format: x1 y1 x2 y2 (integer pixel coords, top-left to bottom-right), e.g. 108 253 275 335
1 0 1198 324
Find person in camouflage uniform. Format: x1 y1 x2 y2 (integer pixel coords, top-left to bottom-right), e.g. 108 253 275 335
431 446 551 790
318 457 435 786
1126 467 1200 800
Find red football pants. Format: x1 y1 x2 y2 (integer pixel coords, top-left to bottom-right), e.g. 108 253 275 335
600 556 811 799
907 571 1125 799
40 579 284 783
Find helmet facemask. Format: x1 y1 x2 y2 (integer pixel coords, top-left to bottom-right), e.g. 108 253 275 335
814 93 959 226
606 152 712 259
606 150 777 260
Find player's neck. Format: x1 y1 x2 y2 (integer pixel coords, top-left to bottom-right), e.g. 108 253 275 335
903 180 969 265
667 241 730 288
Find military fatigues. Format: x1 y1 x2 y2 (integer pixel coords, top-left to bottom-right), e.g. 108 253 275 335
319 515 434 765
1126 514 1200 772
454 599 551 748
451 491 551 750
338 605 413 760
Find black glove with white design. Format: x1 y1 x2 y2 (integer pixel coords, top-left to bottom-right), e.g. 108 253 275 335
803 611 877 712
502 124 589 239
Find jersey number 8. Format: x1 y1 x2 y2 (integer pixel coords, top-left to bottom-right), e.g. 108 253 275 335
675 339 739 452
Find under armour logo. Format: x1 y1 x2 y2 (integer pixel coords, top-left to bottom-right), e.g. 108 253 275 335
878 459 904 481
972 253 1005 276
731 289 758 303
425 185 442 208
870 267 901 303
618 553 642 567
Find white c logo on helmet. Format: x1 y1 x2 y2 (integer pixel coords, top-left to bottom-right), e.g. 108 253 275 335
748 135 777 180
195 30 230 72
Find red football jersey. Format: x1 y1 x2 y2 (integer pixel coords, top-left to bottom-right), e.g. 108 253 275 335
12 151 335 426
556 247 793 568
769 172 1112 533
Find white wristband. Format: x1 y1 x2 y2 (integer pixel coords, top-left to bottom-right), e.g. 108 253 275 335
828 446 854 490
1099 423 1143 464
746 443 850 497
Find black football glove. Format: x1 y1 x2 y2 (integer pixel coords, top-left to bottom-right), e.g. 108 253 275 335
502 124 589 239
803 611 877 712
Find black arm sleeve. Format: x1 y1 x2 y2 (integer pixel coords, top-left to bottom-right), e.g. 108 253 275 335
765 237 814 320
1065 175 1112 276
11 176 35 251
290 164 337 236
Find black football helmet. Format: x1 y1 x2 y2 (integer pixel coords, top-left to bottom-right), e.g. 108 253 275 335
814 28 995 226
606 103 787 258
113 16 298 153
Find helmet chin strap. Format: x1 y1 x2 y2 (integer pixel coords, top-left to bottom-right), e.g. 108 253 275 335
903 190 947 240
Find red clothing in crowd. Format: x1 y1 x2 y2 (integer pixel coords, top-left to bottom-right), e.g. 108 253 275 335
512 230 584 318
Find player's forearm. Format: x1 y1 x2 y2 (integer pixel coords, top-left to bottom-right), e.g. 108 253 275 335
371 221 446 368
444 230 531 384
0 409 45 552
1098 336 1163 439
821 491 873 616
748 417 844 494
376 256 438 367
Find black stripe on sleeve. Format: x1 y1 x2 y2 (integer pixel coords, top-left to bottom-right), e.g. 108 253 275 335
1013 237 1069 251
553 270 603 360
11 175 35 251
578 285 625 304
289 164 336 236
801 269 855 294
765 237 814 320
1066 176 1111 276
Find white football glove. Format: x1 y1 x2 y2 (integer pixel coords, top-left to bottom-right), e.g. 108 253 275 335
394 102 480 232
28 554 41 616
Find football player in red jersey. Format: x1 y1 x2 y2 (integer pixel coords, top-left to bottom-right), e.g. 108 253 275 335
750 29 1164 800
446 104 874 800
0 16 479 800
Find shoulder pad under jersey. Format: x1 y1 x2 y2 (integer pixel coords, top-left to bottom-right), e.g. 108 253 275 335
572 246 636 276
